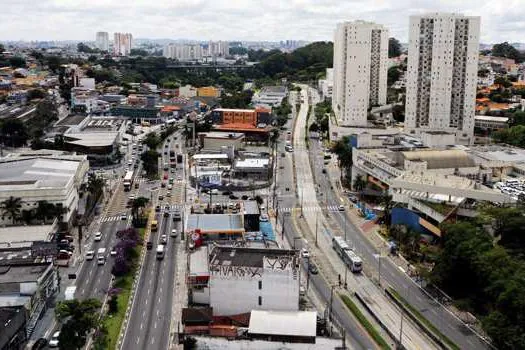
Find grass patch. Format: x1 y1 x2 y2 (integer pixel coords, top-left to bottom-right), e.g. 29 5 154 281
102 228 146 349
387 287 460 350
339 294 391 350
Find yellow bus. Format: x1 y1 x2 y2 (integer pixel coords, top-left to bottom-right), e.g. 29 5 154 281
151 220 158 231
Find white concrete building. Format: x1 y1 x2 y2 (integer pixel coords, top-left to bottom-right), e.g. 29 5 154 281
113 32 132 56
251 86 288 108
0 151 89 225
95 31 109 51
163 43 204 61
207 41 229 57
332 20 389 126
318 68 333 100
189 246 300 316
405 13 480 144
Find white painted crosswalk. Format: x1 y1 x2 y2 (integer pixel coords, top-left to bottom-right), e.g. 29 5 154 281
100 214 132 223
278 205 344 213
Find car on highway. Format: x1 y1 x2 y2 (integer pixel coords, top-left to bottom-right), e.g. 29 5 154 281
171 229 178 237
146 241 153 250
85 250 95 260
160 234 167 244
222 191 232 196
94 232 102 241
338 205 345 211
301 248 310 258
49 331 60 348
308 263 319 275
260 214 269 222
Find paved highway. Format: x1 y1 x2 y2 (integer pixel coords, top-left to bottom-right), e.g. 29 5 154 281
302 86 488 350
121 130 185 350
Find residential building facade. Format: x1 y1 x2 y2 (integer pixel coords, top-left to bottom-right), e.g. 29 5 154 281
405 13 480 143
332 20 389 126
113 32 133 56
95 32 109 51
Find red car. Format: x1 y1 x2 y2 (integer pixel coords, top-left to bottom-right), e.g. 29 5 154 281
163 173 168 180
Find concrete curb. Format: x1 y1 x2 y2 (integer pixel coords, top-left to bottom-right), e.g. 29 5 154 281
354 291 406 350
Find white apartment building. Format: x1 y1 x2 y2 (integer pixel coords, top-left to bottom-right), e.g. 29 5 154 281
95 31 109 51
163 43 204 61
332 21 389 126
318 68 334 100
207 41 229 57
405 13 480 144
113 32 133 56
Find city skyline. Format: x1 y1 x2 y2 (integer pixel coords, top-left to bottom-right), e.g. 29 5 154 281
1 0 525 44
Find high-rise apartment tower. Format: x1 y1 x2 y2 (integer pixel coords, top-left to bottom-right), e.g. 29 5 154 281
95 32 109 51
332 21 389 126
405 13 480 142
113 33 133 56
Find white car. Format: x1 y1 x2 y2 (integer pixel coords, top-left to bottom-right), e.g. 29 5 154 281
338 205 345 211
171 229 178 237
85 250 95 260
49 331 60 347
160 234 167 244
301 248 310 258
259 214 269 222
94 232 102 241
120 213 128 220
110 247 117 256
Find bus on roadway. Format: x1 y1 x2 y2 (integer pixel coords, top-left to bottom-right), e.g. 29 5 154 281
123 170 134 191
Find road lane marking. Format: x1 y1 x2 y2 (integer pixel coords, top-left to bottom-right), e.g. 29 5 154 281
140 323 143 330
151 337 155 344
154 321 157 329
136 336 140 344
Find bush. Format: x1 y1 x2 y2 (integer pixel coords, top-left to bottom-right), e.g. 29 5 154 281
108 296 118 314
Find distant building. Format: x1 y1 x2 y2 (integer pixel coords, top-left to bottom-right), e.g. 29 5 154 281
207 41 230 57
113 32 132 56
405 13 480 144
178 84 197 98
474 115 509 131
318 68 333 100
198 131 245 151
163 43 203 61
197 86 221 98
332 20 389 126
252 86 288 108
95 31 109 51
187 245 300 316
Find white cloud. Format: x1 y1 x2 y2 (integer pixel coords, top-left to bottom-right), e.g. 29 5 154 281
1 0 525 43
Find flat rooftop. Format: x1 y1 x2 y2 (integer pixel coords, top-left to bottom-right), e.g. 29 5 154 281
189 246 209 277
193 154 229 160
187 214 244 233
0 263 50 284
260 86 287 94
56 114 86 126
64 132 119 147
209 246 297 268
249 310 317 337
200 132 244 139
190 336 340 349
0 225 53 245
235 158 269 168
0 157 80 190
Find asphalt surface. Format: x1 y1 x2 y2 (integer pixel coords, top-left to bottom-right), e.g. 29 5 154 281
121 131 185 350
274 92 376 350
304 89 488 349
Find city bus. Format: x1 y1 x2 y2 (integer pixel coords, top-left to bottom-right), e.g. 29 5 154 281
151 220 158 232
123 170 134 191
342 249 363 273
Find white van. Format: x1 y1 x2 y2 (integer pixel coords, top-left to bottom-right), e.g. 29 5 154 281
97 248 106 265
156 245 165 260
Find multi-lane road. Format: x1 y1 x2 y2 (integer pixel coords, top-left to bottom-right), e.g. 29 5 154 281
121 130 185 350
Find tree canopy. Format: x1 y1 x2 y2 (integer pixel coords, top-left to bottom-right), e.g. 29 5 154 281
431 205 525 349
491 42 525 63
388 37 402 58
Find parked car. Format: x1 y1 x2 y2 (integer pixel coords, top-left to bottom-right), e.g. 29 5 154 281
241 195 248 200
309 263 319 275
260 214 269 222
158 195 164 201
229 194 239 200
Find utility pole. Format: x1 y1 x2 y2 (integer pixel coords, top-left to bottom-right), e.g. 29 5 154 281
300 187 304 217
306 257 310 291
315 212 319 247
329 285 335 322
378 253 382 288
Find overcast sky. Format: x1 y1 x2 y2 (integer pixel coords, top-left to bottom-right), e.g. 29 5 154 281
2 0 524 43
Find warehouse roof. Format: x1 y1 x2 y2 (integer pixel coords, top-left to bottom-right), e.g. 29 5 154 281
249 310 317 337
186 214 244 233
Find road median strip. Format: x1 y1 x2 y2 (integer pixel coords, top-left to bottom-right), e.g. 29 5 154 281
339 294 391 350
385 287 460 350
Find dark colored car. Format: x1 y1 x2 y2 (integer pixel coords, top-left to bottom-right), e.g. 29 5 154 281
222 191 232 196
241 195 248 200
229 194 239 200
155 205 161 212
32 338 48 350
309 263 319 275
146 241 153 250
